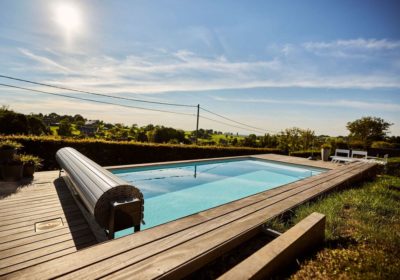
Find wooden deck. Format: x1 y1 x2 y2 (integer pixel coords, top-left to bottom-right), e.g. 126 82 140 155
0 171 97 276
252 154 338 169
0 155 377 279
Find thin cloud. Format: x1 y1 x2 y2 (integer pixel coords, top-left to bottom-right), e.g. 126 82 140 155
10 39 400 94
212 96 400 112
303 38 400 50
18 48 71 73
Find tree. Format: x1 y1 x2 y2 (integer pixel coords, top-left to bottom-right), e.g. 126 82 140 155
128 124 138 138
148 126 185 143
74 120 85 130
136 131 148 142
218 138 228 146
300 129 315 150
346 117 392 148
261 133 278 148
108 124 128 140
73 114 85 123
277 127 316 153
0 109 29 135
57 118 73 136
27 115 49 135
243 134 258 147
231 137 238 146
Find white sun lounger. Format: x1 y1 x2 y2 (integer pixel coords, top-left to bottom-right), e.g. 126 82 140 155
364 154 388 165
351 150 368 160
330 149 354 163
373 154 389 165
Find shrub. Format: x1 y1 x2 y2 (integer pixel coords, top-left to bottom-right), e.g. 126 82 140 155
326 137 348 151
7 154 22 165
20 154 43 169
0 136 284 170
348 140 364 149
0 140 23 150
321 143 331 149
278 127 316 153
371 141 395 149
386 157 400 177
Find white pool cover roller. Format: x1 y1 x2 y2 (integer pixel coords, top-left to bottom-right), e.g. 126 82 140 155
56 147 144 235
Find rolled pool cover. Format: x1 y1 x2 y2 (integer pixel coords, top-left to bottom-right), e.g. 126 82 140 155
56 147 144 229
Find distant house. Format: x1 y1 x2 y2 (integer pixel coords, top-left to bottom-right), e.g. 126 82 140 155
42 118 59 127
79 120 97 136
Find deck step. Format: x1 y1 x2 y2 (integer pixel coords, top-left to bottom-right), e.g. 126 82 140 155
218 212 325 280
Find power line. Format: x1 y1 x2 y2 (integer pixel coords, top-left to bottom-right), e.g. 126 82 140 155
200 106 275 133
0 74 279 134
0 75 196 108
0 83 196 117
199 115 267 134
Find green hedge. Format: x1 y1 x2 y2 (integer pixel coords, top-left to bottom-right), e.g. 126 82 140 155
386 157 400 177
1 136 284 171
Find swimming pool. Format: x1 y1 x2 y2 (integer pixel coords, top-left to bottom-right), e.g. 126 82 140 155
111 158 326 237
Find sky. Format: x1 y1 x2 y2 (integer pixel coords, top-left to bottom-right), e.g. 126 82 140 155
0 0 399 136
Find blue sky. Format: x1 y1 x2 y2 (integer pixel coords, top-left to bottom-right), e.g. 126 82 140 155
0 0 399 135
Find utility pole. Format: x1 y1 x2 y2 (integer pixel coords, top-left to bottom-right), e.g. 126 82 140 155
195 104 200 145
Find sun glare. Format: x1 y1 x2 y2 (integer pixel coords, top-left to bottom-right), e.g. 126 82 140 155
53 2 82 34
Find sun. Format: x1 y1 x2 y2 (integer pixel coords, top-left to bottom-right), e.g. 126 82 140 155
53 2 82 34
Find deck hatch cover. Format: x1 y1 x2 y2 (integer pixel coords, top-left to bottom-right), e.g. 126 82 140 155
35 218 64 232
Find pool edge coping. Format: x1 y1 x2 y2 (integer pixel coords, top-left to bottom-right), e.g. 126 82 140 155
105 154 338 172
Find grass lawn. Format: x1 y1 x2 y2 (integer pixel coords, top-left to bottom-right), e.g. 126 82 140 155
210 134 244 142
50 126 58 136
49 125 81 136
267 175 400 279
70 124 81 136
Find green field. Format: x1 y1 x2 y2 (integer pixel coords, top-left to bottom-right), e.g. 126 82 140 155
50 125 81 136
185 132 245 144
49 126 58 136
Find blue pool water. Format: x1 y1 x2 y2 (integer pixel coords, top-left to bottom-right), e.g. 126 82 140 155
111 159 325 237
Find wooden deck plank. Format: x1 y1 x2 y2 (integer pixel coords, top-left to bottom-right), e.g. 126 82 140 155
0 191 70 203
0 234 96 271
0 199 71 214
0 201 77 219
0 223 90 251
0 205 79 225
0 228 94 260
0 247 79 276
251 154 337 169
0 218 88 245
0 212 85 239
6 162 371 279
0 210 81 231
0 213 85 238
0 173 97 277
0 196 71 210
0 192 71 206
0 241 96 276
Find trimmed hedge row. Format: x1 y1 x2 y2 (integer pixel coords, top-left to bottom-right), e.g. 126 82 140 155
367 147 400 157
386 157 400 177
1 136 284 171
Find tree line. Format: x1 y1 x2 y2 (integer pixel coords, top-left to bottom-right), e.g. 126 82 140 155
0 106 398 151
